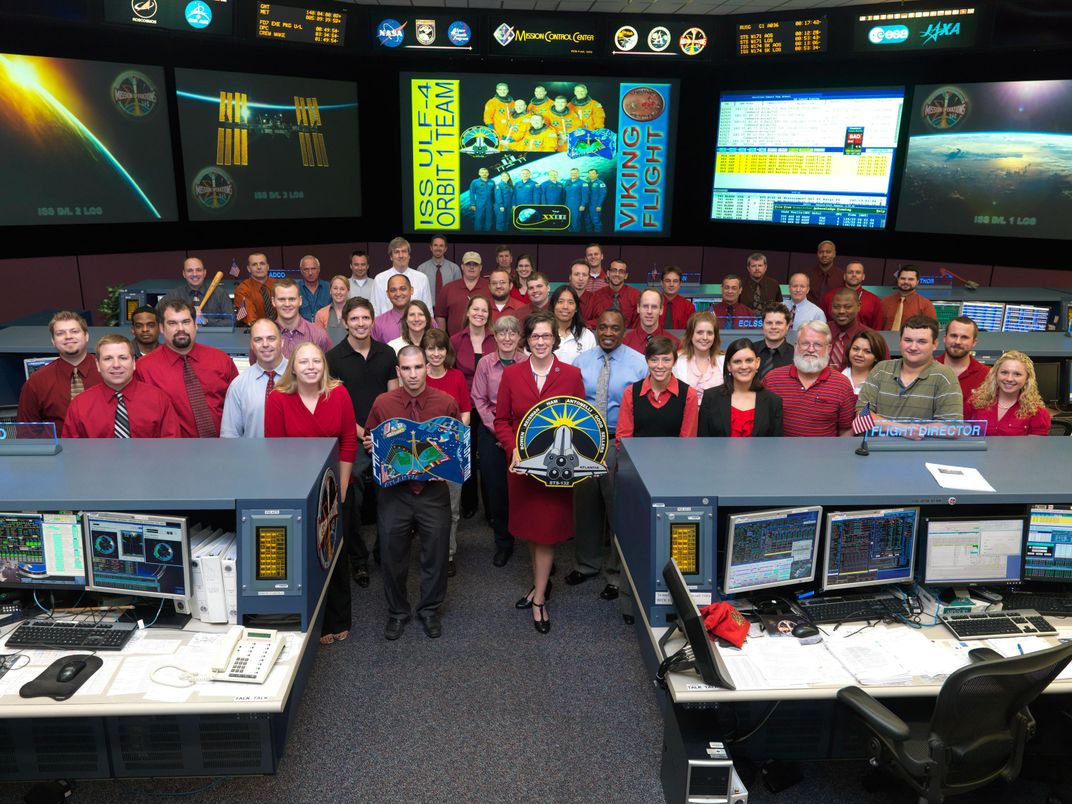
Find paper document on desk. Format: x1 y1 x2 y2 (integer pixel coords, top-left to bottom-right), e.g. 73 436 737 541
877 627 968 681
825 636 912 685
925 463 995 492
984 636 1072 680
720 637 854 689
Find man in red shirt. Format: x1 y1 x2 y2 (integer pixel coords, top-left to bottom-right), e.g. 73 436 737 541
937 316 989 403
585 258 639 328
435 251 490 335
661 267 696 329
487 267 524 323
63 335 180 438
764 321 855 437
712 274 747 329
514 272 551 321
17 311 101 432
807 239 844 304
624 289 681 353
881 265 937 330
137 300 239 438
828 289 867 371
821 262 882 329
363 346 462 641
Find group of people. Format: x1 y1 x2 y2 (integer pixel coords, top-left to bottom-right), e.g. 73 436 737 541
483 82 606 153
468 166 606 233
17 236 1055 644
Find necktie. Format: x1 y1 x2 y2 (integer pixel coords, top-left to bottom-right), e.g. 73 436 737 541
788 304 797 327
752 284 762 311
264 369 275 403
611 292 620 312
259 283 276 321
183 356 217 438
831 333 848 369
663 298 673 329
725 304 735 328
595 353 610 421
70 368 84 399
113 391 130 439
891 297 905 331
434 264 444 300
406 397 424 495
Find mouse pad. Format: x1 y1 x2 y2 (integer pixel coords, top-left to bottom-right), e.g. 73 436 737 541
20 654 103 701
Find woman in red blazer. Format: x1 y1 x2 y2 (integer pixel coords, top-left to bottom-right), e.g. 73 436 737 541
495 312 585 634
265 341 357 645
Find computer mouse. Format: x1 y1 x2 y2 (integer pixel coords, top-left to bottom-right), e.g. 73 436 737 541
792 623 820 640
57 660 87 683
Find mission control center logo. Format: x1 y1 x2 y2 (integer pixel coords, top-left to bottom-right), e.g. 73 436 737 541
494 23 595 47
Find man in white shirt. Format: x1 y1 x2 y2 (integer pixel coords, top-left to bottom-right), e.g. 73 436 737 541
372 237 432 315
784 273 826 329
220 319 288 438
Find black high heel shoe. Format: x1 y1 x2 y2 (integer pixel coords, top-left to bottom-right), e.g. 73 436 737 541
533 601 551 634
514 580 553 609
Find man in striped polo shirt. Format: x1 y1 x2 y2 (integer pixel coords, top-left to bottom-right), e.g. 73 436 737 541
764 320 855 437
856 315 962 434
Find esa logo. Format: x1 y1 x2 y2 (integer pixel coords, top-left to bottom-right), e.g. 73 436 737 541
868 24 909 45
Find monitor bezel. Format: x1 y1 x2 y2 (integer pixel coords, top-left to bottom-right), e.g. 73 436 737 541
0 511 87 592
82 511 191 602
821 506 919 592
922 515 1027 587
1023 507 1072 585
661 558 735 691
722 505 823 596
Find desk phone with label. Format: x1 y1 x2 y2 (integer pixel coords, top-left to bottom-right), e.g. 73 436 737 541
211 626 284 684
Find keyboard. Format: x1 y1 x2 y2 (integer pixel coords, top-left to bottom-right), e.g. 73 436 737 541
999 593 1072 617
799 593 910 625
5 620 138 651
939 609 1057 641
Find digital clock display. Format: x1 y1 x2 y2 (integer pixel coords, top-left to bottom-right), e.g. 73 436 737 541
256 3 346 47
736 16 827 56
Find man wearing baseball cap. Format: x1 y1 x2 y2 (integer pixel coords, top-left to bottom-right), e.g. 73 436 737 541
434 251 492 336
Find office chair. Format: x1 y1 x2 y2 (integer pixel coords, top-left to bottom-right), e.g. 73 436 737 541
837 641 1072 804
1049 418 1072 437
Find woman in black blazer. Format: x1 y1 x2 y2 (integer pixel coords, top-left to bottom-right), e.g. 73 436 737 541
698 338 783 437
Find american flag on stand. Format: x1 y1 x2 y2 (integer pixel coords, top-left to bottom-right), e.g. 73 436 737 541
228 258 241 277
852 403 874 436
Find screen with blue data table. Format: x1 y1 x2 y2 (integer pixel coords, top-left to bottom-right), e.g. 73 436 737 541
822 507 918 591
1024 508 1072 583
723 506 822 596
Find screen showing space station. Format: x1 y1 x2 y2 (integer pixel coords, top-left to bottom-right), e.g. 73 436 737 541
0 54 179 225
897 80 1072 241
175 68 361 221
401 73 678 237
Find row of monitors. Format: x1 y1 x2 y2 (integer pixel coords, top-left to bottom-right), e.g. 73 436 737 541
932 301 1056 333
689 505 1072 599
0 511 190 602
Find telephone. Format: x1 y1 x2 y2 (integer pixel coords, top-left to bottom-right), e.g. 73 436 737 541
209 626 284 684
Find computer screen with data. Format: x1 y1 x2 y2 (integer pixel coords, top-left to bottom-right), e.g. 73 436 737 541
0 513 86 590
931 301 961 329
959 301 1005 332
1024 508 1072 583
723 506 822 596
84 512 190 601
923 517 1025 586
1002 303 1051 333
822 507 919 591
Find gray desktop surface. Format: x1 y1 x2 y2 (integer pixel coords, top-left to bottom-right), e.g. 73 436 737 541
0 438 336 510
0 327 250 355
620 437 1072 507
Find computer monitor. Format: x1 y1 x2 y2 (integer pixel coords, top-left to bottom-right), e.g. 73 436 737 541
932 301 962 329
723 506 822 596
83 512 190 601
22 357 55 380
822 507 919 591
658 558 735 690
1002 303 1051 333
1024 508 1072 583
0 512 86 590
923 516 1026 587
959 301 1005 332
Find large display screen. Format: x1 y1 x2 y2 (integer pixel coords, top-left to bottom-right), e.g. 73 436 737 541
735 15 827 56
897 80 1072 241
402 74 677 237
0 54 179 225
175 68 360 220
711 88 903 229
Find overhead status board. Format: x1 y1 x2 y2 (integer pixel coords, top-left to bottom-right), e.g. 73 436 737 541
736 15 827 56
256 3 346 47
855 8 978 52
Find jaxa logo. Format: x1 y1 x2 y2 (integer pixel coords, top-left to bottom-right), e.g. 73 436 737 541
416 19 435 45
513 205 570 231
921 21 961 45
494 23 515 46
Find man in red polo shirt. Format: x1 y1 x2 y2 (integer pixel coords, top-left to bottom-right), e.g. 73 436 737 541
584 258 639 329
764 321 855 437
623 289 681 353
435 252 491 335
937 316 989 403
821 262 882 330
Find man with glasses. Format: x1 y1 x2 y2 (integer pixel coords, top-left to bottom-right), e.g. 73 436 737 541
585 258 639 329
435 251 491 335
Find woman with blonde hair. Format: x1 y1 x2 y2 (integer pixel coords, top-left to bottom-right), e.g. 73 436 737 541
672 311 724 405
265 341 357 644
314 274 350 345
964 350 1051 436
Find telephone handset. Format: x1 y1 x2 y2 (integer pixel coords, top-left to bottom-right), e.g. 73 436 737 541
209 626 284 684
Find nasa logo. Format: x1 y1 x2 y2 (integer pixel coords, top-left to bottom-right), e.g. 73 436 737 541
868 24 909 45
615 25 638 51
376 18 406 47
184 0 212 29
416 19 436 45
494 23 515 47
448 21 471 46
515 396 608 488
647 26 671 52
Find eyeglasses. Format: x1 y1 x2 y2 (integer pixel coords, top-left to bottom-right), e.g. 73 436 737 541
529 333 554 341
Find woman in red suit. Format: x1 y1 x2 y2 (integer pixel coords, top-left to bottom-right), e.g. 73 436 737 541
265 341 357 645
964 350 1051 436
494 312 585 634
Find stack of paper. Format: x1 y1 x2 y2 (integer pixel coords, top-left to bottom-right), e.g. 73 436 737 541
717 634 855 690
825 636 913 685
880 627 969 681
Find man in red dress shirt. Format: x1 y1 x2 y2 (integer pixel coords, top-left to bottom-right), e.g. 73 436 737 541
137 300 239 438
585 243 608 293
363 346 462 641
514 272 551 322
17 311 101 432
712 275 748 329
435 252 490 335
881 265 937 331
584 258 639 328
488 268 524 323
821 262 882 329
623 289 681 353
828 289 867 371
661 267 696 329
63 335 180 438
937 316 989 403
807 239 844 304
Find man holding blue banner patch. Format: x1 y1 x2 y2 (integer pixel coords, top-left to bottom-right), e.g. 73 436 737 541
856 315 963 438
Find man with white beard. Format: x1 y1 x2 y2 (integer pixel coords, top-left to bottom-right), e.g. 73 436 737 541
762 320 856 437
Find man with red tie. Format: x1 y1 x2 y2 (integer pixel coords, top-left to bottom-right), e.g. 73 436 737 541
584 258 639 328
660 267 696 329
828 289 867 371
137 300 239 438
624 289 681 353
63 335 180 438
821 262 882 329
17 311 101 432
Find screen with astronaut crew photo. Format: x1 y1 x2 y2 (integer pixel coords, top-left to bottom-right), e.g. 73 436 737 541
401 73 678 237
